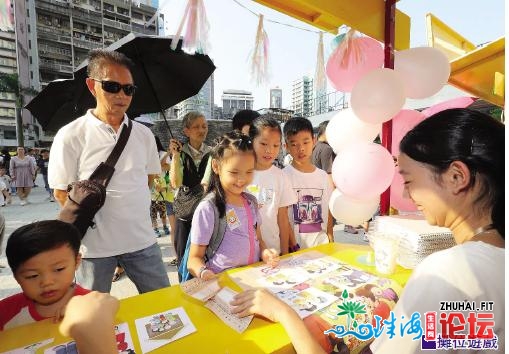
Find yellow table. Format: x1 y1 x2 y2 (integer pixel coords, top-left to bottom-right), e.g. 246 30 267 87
0 243 412 354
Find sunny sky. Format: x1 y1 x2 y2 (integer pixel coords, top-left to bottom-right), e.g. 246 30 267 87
161 0 505 110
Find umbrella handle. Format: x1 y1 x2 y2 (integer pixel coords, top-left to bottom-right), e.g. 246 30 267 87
160 109 174 139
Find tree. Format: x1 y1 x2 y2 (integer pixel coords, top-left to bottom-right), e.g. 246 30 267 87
0 73 38 146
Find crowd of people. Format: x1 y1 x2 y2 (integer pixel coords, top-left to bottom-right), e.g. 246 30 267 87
0 48 504 354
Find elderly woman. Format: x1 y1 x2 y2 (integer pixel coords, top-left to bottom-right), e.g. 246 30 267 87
168 112 211 279
9 147 36 206
231 108 505 354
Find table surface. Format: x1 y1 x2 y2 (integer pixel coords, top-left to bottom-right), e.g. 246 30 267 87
0 243 413 354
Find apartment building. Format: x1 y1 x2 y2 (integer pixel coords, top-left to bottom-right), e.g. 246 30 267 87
291 76 313 117
0 29 19 146
1 0 161 146
221 89 254 120
269 87 282 109
176 73 214 120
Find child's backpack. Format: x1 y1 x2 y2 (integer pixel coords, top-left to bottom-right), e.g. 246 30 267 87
178 192 258 282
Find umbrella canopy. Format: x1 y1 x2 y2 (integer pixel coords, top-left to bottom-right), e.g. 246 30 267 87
25 78 89 132
26 33 215 131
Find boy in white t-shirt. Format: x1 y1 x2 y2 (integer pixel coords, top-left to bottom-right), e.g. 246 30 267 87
282 117 334 249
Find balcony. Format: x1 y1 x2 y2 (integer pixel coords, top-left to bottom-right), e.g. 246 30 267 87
37 28 72 44
0 48 16 59
105 0 131 8
72 37 103 50
71 8 102 24
115 8 131 20
71 1 102 15
138 3 157 14
39 60 74 73
103 18 130 32
38 44 72 58
131 24 156 35
35 0 70 16
37 23 71 36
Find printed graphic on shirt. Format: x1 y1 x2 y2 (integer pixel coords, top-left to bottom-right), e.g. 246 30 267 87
226 208 241 230
246 184 274 208
292 188 324 233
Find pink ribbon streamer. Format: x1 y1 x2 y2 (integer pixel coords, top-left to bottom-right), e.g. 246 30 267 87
250 14 270 86
171 0 210 54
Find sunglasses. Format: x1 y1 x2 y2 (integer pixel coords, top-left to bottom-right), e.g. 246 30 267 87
92 79 136 96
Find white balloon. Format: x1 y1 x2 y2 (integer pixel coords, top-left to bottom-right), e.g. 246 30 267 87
329 189 379 226
351 68 406 124
325 109 381 154
395 47 451 99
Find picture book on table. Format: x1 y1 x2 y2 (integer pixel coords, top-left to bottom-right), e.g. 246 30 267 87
2 338 54 354
41 322 136 354
180 278 254 333
2 323 136 354
230 250 404 352
134 307 196 354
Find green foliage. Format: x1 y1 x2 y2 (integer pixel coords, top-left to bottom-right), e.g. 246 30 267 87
0 73 38 107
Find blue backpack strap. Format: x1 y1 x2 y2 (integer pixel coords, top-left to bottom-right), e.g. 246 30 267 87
180 192 253 282
178 233 193 281
179 193 221 282
204 192 226 262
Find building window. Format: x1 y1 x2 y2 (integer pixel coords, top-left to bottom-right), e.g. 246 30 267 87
26 8 29 17
28 40 31 49
27 24 30 32
29 56 32 64
30 71 33 79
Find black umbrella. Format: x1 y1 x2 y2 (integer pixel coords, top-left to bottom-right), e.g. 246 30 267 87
25 33 216 133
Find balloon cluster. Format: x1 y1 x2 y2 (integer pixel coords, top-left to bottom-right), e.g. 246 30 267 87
325 32 451 222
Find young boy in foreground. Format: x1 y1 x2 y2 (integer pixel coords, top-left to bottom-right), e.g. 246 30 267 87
0 220 90 330
282 117 334 248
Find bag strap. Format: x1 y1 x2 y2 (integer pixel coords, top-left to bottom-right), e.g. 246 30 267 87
204 193 227 262
105 119 133 167
88 120 133 187
242 195 256 264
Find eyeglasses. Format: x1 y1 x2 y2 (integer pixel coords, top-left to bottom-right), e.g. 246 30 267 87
91 79 137 96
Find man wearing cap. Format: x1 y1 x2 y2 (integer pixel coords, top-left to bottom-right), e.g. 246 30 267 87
48 49 170 293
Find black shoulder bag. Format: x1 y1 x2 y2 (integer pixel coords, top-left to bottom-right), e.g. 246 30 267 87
173 151 209 221
58 120 133 238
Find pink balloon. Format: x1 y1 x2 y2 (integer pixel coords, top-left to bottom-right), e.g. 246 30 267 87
351 68 406 124
332 142 395 200
421 96 476 117
395 47 451 99
326 36 384 93
391 109 426 155
390 168 418 212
